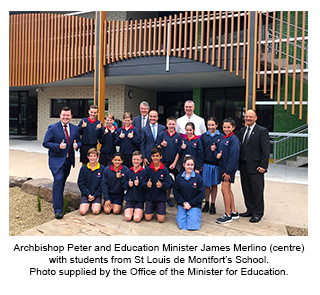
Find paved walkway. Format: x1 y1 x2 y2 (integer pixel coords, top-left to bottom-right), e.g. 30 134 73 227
9 138 308 236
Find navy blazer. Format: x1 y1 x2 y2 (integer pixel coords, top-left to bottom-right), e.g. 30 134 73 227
43 121 81 170
141 123 166 162
132 115 150 131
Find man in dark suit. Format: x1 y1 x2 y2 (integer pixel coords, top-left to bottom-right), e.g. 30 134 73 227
141 110 166 166
43 106 81 219
238 109 270 223
132 101 150 131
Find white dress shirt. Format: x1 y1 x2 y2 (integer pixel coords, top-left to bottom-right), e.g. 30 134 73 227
176 113 207 136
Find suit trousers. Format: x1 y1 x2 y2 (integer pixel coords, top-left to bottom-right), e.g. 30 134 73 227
50 157 72 213
239 161 265 218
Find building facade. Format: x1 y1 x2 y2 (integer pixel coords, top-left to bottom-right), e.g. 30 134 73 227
9 11 308 146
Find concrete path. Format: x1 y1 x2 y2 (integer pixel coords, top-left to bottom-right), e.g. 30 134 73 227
9 139 308 236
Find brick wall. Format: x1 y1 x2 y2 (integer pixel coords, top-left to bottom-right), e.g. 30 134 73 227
38 85 156 141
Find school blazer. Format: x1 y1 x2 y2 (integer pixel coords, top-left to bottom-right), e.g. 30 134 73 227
141 123 166 161
42 122 81 170
238 124 270 174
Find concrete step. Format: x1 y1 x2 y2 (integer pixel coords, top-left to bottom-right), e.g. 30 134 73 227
286 155 308 167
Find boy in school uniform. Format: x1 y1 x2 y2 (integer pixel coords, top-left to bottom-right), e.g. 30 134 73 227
123 151 145 222
156 116 181 207
102 152 129 215
115 112 140 168
142 147 172 223
77 148 104 216
78 104 103 165
215 118 241 224
173 155 205 230
99 113 118 167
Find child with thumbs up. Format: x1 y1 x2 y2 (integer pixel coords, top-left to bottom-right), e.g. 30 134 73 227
142 147 172 223
200 117 223 215
156 117 182 207
115 112 140 168
78 105 103 165
179 122 203 173
215 118 241 224
123 151 145 222
102 152 129 215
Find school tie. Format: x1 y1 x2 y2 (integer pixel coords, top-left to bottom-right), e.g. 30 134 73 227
243 126 250 143
64 124 70 144
152 124 156 141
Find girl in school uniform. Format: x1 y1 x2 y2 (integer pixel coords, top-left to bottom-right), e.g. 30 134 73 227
173 155 205 230
215 118 241 224
115 112 140 168
99 113 117 167
179 122 203 173
200 117 223 215
123 151 145 223
102 152 129 215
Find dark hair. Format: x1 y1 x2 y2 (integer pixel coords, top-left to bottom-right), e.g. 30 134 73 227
207 116 218 125
183 155 195 165
112 152 124 160
60 106 71 113
223 117 236 127
89 104 99 110
185 122 195 130
151 146 162 156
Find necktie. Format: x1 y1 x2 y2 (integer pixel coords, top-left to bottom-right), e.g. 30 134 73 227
243 126 250 143
152 124 156 140
142 117 146 128
64 124 70 144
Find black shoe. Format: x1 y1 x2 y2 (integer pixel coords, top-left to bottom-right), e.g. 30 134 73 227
209 204 216 215
240 211 253 218
202 202 209 213
249 216 261 223
55 212 64 219
167 198 174 207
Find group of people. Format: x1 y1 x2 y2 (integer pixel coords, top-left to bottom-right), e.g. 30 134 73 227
42 100 270 231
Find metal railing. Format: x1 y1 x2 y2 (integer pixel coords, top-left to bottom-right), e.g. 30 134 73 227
269 124 308 163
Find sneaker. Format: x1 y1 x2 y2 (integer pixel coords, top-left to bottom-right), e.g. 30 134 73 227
230 211 239 220
202 202 209 213
216 213 233 224
209 204 216 215
167 198 174 207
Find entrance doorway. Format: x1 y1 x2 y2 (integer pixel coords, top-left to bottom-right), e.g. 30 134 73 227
9 91 38 136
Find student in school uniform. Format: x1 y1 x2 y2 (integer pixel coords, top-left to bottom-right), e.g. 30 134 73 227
173 156 205 230
99 113 118 167
179 122 203 173
77 148 104 216
122 151 145 223
200 116 223 215
156 116 181 207
140 110 166 167
215 118 241 224
102 152 129 215
142 147 172 223
115 112 140 168
78 104 103 165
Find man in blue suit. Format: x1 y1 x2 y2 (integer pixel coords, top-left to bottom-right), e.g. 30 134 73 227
43 106 81 219
141 110 166 167
132 101 150 131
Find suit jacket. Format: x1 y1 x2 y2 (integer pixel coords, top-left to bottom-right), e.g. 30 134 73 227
238 124 270 174
132 115 150 131
42 121 81 170
141 123 166 162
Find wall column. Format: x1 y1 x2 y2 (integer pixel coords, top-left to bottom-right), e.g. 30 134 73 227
94 11 107 123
